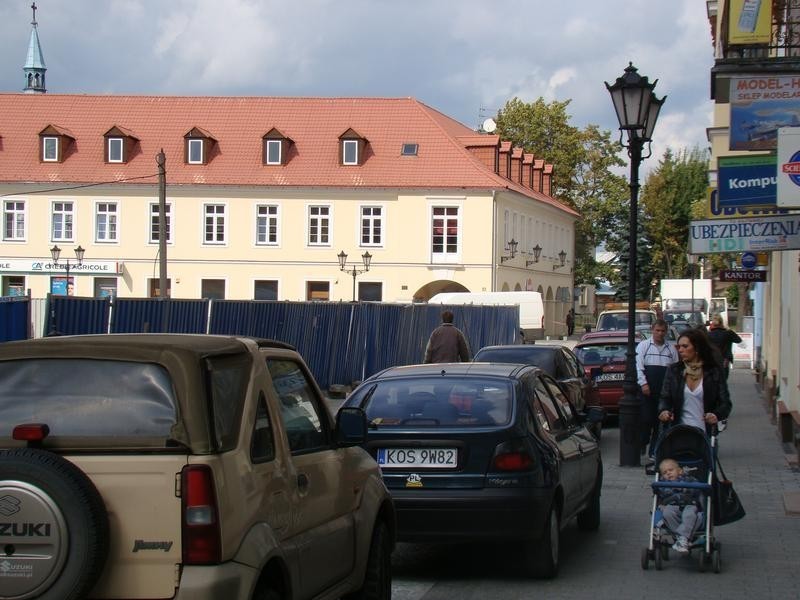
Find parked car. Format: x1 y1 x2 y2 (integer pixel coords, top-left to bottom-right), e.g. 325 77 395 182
0 334 394 600
573 333 641 418
473 344 601 437
342 362 604 579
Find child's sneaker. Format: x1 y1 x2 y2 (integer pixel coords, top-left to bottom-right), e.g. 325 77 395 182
672 536 690 554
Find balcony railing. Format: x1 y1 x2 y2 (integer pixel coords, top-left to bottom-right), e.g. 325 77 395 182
720 0 800 59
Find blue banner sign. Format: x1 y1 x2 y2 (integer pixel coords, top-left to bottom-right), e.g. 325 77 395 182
718 155 777 207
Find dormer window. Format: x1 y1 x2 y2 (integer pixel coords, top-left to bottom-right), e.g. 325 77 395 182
184 127 216 165
339 128 368 166
401 143 418 156
103 126 139 164
262 128 293 166
39 125 75 163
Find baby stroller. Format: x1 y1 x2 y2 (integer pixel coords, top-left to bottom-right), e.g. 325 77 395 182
641 424 722 573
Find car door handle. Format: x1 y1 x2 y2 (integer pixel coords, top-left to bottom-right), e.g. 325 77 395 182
297 473 309 491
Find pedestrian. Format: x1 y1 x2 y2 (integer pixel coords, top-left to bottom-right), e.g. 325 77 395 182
424 310 471 363
707 313 742 380
636 319 679 460
658 327 732 432
565 308 575 336
657 458 703 554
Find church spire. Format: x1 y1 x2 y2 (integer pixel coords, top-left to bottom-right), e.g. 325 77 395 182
23 2 47 94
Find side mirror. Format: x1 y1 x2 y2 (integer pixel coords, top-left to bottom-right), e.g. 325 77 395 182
336 406 367 446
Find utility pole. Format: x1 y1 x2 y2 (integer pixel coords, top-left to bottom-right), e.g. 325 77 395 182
157 150 168 299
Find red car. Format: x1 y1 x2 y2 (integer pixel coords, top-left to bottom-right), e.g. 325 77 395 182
573 332 644 418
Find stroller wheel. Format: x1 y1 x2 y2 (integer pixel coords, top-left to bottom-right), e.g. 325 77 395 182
660 543 670 561
712 549 721 573
641 547 650 570
654 544 663 570
698 550 708 572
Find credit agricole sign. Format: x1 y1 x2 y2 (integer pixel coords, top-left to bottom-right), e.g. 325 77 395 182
689 214 800 253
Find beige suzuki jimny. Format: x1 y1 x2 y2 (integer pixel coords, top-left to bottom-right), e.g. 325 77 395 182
0 334 394 600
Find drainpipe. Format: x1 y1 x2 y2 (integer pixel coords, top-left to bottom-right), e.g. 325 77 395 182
492 190 497 291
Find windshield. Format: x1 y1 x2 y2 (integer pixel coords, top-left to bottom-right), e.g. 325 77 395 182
352 376 513 428
473 347 555 375
597 312 654 331
575 344 627 366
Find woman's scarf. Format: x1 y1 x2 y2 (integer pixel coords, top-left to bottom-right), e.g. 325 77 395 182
683 358 704 384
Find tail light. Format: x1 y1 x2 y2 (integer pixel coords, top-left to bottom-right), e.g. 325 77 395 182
181 465 221 564
491 439 535 472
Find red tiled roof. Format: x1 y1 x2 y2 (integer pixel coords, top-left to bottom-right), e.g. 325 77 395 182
0 94 577 216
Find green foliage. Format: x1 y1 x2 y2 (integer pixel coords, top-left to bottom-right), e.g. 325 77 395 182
725 284 739 307
495 98 628 285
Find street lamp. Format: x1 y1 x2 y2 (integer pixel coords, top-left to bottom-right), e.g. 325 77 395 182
553 249 567 271
606 63 666 467
338 250 372 301
50 244 85 296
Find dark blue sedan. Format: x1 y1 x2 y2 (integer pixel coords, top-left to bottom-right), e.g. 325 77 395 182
342 362 604 578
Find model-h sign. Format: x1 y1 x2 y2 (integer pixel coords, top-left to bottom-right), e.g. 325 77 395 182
719 269 767 282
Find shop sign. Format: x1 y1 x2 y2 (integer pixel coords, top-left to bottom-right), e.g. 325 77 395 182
719 269 767 282
729 75 800 151
0 259 122 275
776 127 800 208
718 155 777 207
689 214 800 253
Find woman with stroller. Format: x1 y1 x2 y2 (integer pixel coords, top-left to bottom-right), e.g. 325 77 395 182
658 327 732 432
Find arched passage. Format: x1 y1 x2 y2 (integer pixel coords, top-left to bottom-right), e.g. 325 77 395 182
411 279 469 302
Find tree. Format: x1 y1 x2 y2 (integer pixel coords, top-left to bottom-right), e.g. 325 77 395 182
495 98 628 284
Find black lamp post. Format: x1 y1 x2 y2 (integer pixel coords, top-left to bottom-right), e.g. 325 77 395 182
50 244 85 296
606 63 666 467
338 250 372 301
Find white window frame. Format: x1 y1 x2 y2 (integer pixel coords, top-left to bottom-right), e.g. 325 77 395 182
342 140 358 165
203 203 226 245
307 205 331 247
108 137 124 163
51 201 74 242
430 201 463 264
359 205 383 247
188 139 204 164
149 202 172 244
256 204 280 246
266 139 282 165
43 136 58 162
95 202 118 243
3 200 26 241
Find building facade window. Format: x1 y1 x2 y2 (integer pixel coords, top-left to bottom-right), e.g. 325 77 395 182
1 275 26 297
188 139 204 164
360 206 382 246
306 281 330 301
358 282 383 302
149 203 172 244
107 138 123 163
3 201 26 241
204 204 226 244
342 139 358 165
95 202 118 242
201 279 226 300
266 140 281 165
51 201 74 241
307 205 330 246
94 277 117 298
254 280 278 300
43 137 58 162
148 278 172 298
431 206 460 263
256 204 280 245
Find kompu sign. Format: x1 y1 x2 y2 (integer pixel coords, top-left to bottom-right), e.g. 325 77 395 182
689 214 800 254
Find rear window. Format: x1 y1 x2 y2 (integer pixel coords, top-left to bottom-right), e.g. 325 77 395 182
473 347 555 375
0 359 178 445
575 344 627 365
356 377 513 428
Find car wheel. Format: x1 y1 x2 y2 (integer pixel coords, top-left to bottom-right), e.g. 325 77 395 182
577 466 602 531
343 521 391 600
0 448 109 600
526 504 560 579
253 582 283 600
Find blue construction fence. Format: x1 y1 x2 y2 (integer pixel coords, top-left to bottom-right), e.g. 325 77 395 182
2 296 519 390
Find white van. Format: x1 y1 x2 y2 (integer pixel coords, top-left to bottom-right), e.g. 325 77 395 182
428 291 545 342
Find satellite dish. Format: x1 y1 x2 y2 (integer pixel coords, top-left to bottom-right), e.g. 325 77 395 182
482 118 497 133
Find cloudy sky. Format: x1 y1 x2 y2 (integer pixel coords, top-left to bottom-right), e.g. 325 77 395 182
0 0 714 167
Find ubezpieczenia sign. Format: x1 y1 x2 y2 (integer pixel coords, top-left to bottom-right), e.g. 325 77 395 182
689 214 800 253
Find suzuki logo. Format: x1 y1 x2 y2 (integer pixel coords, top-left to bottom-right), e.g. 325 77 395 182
0 495 21 517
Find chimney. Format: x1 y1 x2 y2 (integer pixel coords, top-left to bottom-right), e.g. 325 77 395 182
532 159 544 192
523 153 534 188
511 147 523 184
499 141 512 179
543 164 554 196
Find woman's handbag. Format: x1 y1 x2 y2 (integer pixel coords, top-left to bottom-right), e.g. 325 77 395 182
712 458 746 526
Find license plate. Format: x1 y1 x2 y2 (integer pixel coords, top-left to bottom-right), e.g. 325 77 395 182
377 448 457 468
595 372 624 382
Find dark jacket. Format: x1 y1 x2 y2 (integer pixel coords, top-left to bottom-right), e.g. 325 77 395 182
658 474 702 509
707 327 742 361
424 323 471 363
657 361 732 423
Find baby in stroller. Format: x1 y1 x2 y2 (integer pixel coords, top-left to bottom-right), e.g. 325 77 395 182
642 424 721 572
657 458 702 553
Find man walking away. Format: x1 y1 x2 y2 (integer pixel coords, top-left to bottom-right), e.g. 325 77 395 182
707 314 742 380
636 319 679 461
424 310 471 363
566 308 575 337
